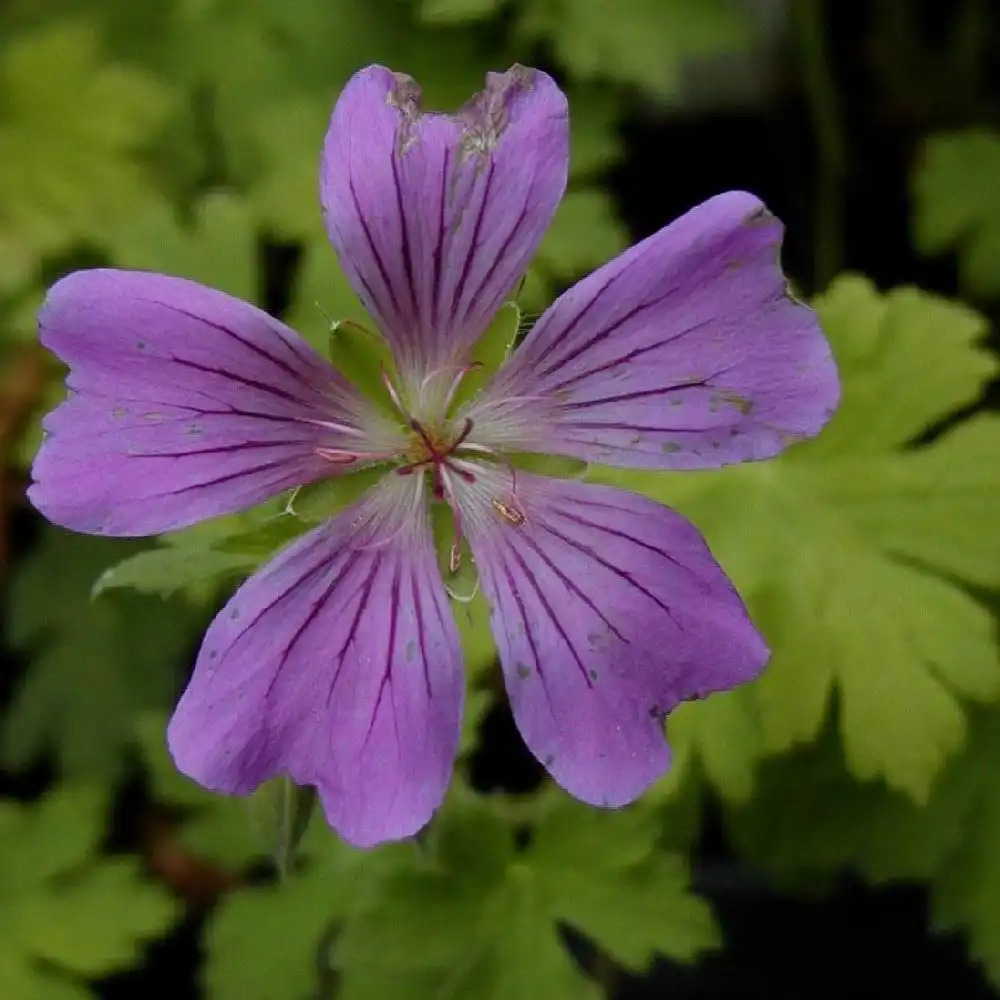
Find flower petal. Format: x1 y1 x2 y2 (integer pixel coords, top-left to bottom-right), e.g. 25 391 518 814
29 269 382 537
320 64 568 387
167 475 463 848
460 470 767 806
465 192 839 469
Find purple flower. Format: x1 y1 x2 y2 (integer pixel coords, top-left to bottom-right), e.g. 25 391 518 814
28 65 838 847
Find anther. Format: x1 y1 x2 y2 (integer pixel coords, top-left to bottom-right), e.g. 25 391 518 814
316 447 358 465
491 497 526 525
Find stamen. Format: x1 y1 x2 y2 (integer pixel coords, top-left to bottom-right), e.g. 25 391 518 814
315 447 359 465
439 465 469 577
409 419 439 457
491 497 526 525
381 365 409 419
441 361 483 412
450 417 475 451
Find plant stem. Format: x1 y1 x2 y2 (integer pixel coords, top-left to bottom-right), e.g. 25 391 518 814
792 0 847 291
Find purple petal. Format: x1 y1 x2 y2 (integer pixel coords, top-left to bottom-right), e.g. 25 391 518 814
464 192 839 469
320 64 568 385
462 471 767 806
29 269 379 537
167 476 463 848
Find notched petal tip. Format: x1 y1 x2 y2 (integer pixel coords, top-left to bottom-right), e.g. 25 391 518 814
320 63 568 386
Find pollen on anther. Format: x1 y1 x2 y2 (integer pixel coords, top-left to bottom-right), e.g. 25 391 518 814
491 497 525 525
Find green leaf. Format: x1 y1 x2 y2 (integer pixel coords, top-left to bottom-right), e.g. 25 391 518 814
16 860 177 977
336 791 716 999
448 301 521 411
247 777 318 879
105 192 259 302
518 0 750 97
205 836 369 1000
725 738 867 888
912 130 1000 299
247 98 331 241
0 23 173 264
799 276 993 459
566 87 626 179
0 785 177 997
656 689 761 805
93 545 258 600
928 711 1000 984
285 238 374 356
594 276 1000 801
419 0 504 24
453 589 500 679
133 713 266 867
535 188 630 279
4 529 201 779
528 798 720 967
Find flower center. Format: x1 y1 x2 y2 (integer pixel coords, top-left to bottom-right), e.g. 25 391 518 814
396 416 477 501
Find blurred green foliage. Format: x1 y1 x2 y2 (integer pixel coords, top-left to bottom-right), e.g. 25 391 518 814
3 0 1000 998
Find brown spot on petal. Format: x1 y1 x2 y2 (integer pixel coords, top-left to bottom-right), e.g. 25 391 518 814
745 205 775 228
516 663 531 679
457 65 536 159
386 72 422 156
718 391 754 415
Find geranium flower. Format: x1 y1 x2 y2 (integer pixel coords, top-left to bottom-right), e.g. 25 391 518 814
28 65 838 847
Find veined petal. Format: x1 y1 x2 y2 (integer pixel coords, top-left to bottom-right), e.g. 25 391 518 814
459 469 767 806
464 192 839 469
29 269 385 537
167 474 463 848
320 64 568 389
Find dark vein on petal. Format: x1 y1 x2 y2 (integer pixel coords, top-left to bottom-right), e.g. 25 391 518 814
541 317 718 395
553 505 694 579
517 531 624 642
451 159 495 329
326 552 383 709
558 385 722 411
263 551 355 700
364 556 401 747
522 267 624 372
127 440 314 458
168 355 308 406
541 517 683 629
409 571 433 699
484 549 561 725
348 175 406 327
458 192 530 330
535 279 686 382
502 538 594 689
156 302 311 383
230 539 340 649
390 151 420 322
158 457 300 498
431 145 451 337
558 420 713 433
